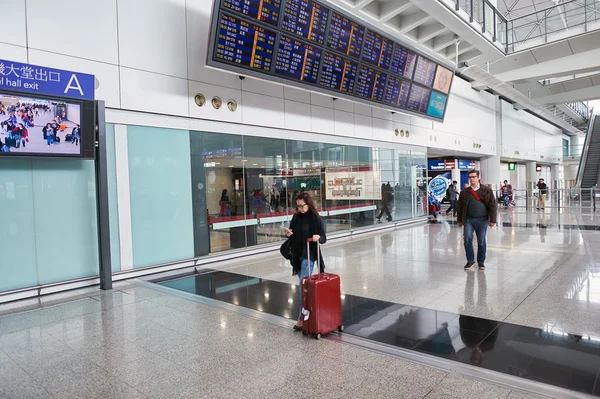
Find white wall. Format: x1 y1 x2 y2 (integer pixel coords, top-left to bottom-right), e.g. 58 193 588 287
3 0 562 163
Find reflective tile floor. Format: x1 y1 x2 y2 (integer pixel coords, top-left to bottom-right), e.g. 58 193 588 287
0 284 542 399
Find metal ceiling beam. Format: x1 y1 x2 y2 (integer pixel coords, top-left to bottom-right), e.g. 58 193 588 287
354 0 375 11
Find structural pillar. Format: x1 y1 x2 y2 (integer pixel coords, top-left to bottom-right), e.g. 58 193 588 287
551 164 562 189
480 156 501 192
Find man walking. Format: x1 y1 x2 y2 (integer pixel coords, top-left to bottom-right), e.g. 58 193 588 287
457 170 497 270
536 178 547 210
446 180 459 216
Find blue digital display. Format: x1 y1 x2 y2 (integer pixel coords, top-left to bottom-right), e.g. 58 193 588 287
222 0 282 26
215 13 276 72
427 91 448 118
281 0 328 45
275 35 321 84
361 29 393 69
383 76 410 108
390 44 417 79
406 85 431 114
326 12 365 59
319 51 358 93
354 66 386 101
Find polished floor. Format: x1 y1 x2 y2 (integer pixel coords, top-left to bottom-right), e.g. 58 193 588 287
0 206 598 398
0 284 541 399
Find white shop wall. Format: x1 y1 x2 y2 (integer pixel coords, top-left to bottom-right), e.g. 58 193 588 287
3 0 561 162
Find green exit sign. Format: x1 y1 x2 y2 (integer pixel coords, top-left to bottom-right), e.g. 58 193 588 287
508 162 516 171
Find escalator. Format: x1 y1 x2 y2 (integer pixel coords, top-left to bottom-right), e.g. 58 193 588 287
577 114 600 200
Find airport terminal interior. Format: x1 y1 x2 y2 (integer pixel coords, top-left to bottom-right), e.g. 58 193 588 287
2 0 600 397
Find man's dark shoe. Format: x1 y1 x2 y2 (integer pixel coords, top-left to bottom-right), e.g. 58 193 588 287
464 261 475 269
478 263 486 270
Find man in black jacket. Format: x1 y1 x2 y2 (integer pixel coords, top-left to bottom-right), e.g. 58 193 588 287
536 178 547 210
457 170 497 271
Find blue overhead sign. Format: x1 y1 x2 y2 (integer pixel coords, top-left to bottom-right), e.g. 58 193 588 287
457 159 476 170
0 59 95 100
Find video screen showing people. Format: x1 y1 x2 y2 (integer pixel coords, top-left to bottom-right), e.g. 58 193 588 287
0 94 82 156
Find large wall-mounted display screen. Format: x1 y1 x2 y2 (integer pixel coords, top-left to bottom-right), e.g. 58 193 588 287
0 91 95 158
207 0 454 121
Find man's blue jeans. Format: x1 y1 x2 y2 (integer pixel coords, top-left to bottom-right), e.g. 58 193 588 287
464 217 488 264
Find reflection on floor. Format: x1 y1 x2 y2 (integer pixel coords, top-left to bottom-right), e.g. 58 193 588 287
157 269 600 396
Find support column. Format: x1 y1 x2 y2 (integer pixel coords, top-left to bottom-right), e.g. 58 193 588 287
551 164 562 189
480 156 501 191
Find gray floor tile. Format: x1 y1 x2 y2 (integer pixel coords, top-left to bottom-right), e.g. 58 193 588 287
134 367 205 398
426 374 511 399
506 391 546 399
0 367 54 399
107 351 179 387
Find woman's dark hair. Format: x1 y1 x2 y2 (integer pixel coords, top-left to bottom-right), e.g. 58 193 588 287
220 189 229 201
296 192 320 217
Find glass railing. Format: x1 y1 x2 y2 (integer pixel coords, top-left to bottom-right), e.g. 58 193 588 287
442 0 600 54
446 0 508 49
507 0 600 52
566 102 590 121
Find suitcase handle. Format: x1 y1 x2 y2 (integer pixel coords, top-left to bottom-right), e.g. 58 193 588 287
305 239 320 276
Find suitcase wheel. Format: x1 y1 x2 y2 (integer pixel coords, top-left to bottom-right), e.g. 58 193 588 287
315 333 321 340
338 325 344 333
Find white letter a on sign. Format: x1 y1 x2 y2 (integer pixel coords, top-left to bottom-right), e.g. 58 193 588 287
64 74 84 96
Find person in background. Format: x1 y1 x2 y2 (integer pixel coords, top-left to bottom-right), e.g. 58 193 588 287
446 180 459 217
219 189 231 217
284 192 326 331
457 169 497 271
12 123 28 148
0 139 9 152
428 191 440 217
71 124 81 146
501 180 513 208
376 183 393 222
536 178 547 210
44 123 56 146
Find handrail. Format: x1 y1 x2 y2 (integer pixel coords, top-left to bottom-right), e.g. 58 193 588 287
576 115 596 187
507 0 600 52
565 102 589 121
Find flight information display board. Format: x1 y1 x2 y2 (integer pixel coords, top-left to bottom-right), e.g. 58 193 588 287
413 56 436 87
406 84 431 114
383 76 410 108
390 45 417 79
281 0 328 45
354 66 386 101
275 35 321 83
215 12 276 71
319 51 358 93
327 12 365 59
207 0 455 121
361 29 393 69
222 0 282 26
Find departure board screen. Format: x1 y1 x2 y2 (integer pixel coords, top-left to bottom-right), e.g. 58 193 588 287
383 76 410 108
215 13 276 71
281 0 329 45
275 35 321 84
319 51 358 93
327 12 365 59
390 45 417 79
208 0 454 121
354 66 386 101
222 0 282 26
406 85 431 114
413 56 436 87
361 29 393 70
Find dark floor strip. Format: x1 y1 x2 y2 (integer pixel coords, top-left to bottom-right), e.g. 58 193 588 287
155 270 600 396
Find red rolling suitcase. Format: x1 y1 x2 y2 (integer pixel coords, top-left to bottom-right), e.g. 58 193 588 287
301 240 343 340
